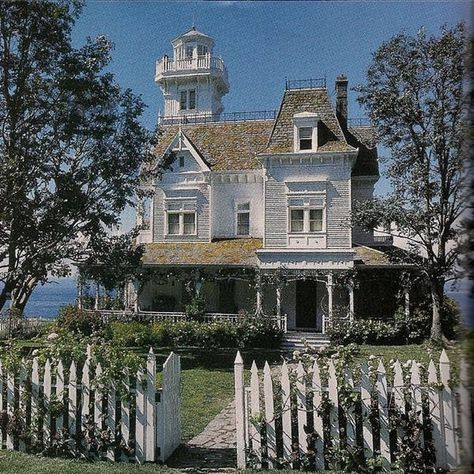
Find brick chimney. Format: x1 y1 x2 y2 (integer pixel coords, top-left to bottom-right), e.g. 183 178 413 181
335 74 348 131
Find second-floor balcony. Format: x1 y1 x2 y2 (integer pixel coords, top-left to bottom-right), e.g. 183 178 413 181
155 54 229 89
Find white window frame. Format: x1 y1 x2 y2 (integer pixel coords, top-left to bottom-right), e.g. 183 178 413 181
293 113 319 152
164 199 197 236
235 201 250 236
287 195 326 234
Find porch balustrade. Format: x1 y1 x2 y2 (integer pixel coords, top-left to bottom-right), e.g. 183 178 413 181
84 309 287 331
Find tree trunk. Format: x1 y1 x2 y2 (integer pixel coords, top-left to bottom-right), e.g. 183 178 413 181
430 278 444 342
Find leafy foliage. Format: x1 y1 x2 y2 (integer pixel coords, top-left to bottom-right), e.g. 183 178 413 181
353 24 467 340
0 1 154 312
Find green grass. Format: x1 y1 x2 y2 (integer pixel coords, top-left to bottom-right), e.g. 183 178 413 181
0 451 179 473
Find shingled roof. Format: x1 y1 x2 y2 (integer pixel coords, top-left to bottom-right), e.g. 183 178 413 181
346 126 379 177
153 121 272 171
263 89 355 154
142 238 263 267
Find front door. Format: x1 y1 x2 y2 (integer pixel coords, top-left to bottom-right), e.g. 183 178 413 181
295 280 318 330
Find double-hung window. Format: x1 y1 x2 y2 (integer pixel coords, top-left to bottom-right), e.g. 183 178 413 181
179 89 196 110
236 202 250 236
166 200 197 235
288 197 325 233
298 127 313 150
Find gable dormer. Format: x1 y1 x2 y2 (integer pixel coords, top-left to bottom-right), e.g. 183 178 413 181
293 112 319 152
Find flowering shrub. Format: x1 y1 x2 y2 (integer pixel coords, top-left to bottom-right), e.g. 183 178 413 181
327 298 460 345
56 305 105 336
107 321 153 347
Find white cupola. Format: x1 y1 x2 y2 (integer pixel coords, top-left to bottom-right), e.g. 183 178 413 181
155 26 229 123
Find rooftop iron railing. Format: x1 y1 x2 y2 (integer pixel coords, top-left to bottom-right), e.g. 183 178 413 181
158 109 277 125
285 77 327 90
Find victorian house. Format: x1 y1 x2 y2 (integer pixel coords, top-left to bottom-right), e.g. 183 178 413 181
127 27 415 344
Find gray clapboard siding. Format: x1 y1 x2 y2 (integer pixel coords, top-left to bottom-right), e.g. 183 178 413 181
326 179 351 248
264 177 287 247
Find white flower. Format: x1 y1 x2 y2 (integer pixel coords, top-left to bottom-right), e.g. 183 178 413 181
369 354 376 361
32 349 39 356
389 359 395 365
293 350 301 358
47 332 59 341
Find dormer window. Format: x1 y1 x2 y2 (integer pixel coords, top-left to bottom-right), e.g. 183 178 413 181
299 127 313 150
293 112 319 152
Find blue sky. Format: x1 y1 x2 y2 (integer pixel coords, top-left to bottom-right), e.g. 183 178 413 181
71 0 468 230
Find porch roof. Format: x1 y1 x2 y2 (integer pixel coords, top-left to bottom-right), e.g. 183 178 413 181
353 244 415 267
142 238 263 267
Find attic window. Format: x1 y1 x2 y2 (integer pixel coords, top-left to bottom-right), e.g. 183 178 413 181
299 127 313 150
293 112 319 152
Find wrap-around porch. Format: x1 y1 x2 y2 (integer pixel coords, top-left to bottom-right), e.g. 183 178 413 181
79 267 354 334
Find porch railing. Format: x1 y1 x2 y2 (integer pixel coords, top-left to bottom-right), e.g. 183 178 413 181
84 309 288 331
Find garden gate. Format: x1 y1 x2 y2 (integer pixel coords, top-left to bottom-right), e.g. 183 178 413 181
234 350 472 471
0 347 181 463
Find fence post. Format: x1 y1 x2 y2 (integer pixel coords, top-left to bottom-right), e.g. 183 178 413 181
18 361 27 452
393 360 405 458
312 360 325 470
281 360 292 465
428 359 445 468
263 361 276 468
377 360 390 470
145 348 156 462
68 360 78 449
120 369 130 461
459 355 473 466
361 362 373 461
296 361 307 456
56 360 65 434
43 359 52 448
135 368 146 464
250 361 261 467
327 360 339 451
6 369 14 449
234 351 246 469
31 357 40 446
344 368 356 450
440 349 458 467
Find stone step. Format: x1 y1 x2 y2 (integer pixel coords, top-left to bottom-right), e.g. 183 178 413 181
281 331 330 351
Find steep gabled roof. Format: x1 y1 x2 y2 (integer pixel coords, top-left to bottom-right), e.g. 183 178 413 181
346 126 379 177
153 120 273 171
263 89 355 154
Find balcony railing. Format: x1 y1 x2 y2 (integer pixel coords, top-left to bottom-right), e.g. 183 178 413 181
158 109 276 125
156 54 227 77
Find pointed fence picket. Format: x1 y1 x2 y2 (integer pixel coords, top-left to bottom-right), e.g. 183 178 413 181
0 348 181 464
235 351 469 471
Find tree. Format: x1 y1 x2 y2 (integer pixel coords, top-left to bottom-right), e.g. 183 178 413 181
353 24 467 341
0 1 154 312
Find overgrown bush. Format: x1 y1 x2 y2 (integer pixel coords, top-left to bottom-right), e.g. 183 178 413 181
327 297 460 345
107 321 152 347
184 296 207 320
56 305 104 336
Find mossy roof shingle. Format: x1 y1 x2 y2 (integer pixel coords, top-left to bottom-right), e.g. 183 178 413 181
142 238 263 267
263 89 354 154
153 121 273 171
347 126 379 177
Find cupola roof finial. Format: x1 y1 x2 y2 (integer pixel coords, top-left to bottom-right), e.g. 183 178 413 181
192 14 195 30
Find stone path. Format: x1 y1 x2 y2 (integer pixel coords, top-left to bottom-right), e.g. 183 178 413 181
167 401 237 472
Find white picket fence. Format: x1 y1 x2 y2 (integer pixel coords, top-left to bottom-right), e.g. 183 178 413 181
0 347 181 463
234 350 473 470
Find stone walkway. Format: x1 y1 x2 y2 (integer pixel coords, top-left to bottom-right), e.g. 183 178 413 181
168 401 237 472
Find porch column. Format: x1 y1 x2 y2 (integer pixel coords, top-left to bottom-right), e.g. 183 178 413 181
94 283 100 310
348 283 354 322
133 280 140 313
276 287 282 317
325 272 334 333
77 279 83 310
404 287 410 318
255 273 263 316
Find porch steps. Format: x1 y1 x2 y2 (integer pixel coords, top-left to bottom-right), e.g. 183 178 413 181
280 331 330 352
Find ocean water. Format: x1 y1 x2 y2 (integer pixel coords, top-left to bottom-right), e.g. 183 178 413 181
23 278 77 319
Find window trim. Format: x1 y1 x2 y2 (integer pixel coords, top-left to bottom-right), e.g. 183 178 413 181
165 210 197 236
293 113 319 152
235 201 251 237
287 201 325 234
